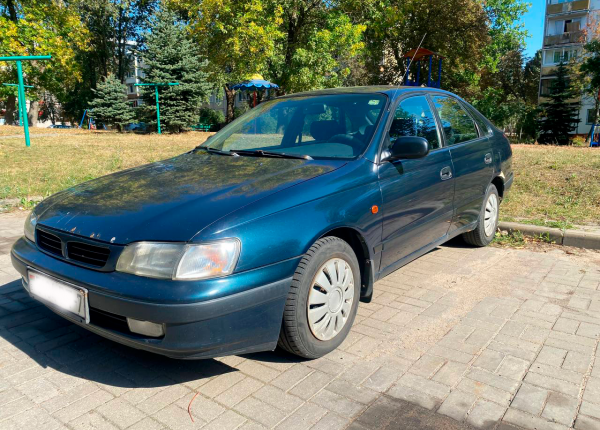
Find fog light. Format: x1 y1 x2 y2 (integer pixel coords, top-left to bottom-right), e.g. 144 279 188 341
126 318 164 337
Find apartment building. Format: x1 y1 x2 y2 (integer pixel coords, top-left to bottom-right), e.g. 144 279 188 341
540 0 600 135
124 41 145 108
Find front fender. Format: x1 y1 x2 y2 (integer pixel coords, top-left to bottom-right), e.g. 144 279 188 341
197 160 383 275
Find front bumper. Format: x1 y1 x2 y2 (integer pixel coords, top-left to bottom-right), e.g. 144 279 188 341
11 237 296 359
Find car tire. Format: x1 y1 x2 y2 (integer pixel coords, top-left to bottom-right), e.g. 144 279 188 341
278 237 360 359
463 183 499 247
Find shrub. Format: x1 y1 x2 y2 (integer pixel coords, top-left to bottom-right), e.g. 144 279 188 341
198 107 225 127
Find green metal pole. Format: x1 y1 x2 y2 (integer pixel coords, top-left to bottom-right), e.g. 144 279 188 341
155 85 161 134
15 61 30 147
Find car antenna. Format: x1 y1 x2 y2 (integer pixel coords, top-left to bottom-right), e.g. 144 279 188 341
392 33 427 103
402 33 427 90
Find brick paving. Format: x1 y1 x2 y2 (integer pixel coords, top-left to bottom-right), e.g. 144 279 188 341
1 212 600 430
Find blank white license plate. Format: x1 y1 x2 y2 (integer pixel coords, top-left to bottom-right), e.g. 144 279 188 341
28 270 89 323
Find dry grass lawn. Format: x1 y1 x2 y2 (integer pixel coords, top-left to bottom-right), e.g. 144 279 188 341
1 127 599 226
502 145 600 227
0 126 209 201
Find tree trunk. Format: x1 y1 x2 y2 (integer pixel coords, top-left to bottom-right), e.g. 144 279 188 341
28 100 40 127
5 95 17 125
6 0 17 22
224 85 235 123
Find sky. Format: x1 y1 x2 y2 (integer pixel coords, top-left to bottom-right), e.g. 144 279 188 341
521 0 546 59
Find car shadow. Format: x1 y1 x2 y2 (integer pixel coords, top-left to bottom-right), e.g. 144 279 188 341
0 277 300 390
441 235 473 249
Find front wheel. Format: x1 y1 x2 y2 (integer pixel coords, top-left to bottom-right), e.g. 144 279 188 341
278 237 360 358
462 183 499 247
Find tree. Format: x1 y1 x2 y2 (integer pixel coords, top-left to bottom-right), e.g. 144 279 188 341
61 0 157 122
538 60 580 145
137 8 212 132
0 0 89 125
89 74 134 131
482 0 529 72
474 49 541 141
268 1 366 94
579 40 600 129
353 0 490 96
171 0 283 123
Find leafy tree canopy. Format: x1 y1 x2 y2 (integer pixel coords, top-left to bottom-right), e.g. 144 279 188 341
0 0 89 123
137 8 212 132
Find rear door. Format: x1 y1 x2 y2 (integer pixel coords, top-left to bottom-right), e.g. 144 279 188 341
378 95 454 273
430 95 493 232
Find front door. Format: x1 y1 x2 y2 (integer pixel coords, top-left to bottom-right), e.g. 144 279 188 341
378 95 455 273
430 96 493 232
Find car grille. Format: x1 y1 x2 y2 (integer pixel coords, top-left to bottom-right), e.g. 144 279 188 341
67 242 111 267
35 226 120 271
36 230 63 256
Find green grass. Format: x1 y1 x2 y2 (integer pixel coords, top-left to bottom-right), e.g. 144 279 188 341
1 129 600 229
501 145 600 227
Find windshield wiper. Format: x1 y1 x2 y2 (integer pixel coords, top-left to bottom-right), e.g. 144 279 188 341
194 147 239 156
234 150 313 160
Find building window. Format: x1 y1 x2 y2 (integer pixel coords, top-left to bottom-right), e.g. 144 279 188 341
588 109 598 125
540 79 555 96
544 49 578 65
547 17 582 35
129 85 134 93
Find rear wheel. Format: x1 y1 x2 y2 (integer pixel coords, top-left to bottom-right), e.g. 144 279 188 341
278 237 360 358
463 183 499 247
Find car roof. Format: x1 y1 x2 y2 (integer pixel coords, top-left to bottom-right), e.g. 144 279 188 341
276 85 455 99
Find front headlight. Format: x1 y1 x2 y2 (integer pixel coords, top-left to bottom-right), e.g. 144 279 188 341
116 239 240 280
24 211 37 242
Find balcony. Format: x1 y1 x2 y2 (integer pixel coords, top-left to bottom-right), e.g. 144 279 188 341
547 0 590 14
544 30 585 46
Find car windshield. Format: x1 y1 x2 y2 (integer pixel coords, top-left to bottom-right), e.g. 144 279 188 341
200 93 387 159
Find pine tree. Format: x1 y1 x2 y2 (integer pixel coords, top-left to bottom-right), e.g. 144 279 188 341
538 60 580 145
138 9 212 133
89 75 135 132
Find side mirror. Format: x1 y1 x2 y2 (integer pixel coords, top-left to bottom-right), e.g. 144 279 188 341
387 136 430 161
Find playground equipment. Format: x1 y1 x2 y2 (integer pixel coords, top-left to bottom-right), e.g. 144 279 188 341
79 109 106 130
134 82 179 134
0 55 52 147
403 48 443 88
2 82 34 125
232 75 279 108
591 124 599 147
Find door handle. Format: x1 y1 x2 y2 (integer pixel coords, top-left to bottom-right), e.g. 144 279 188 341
440 166 452 180
484 153 493 164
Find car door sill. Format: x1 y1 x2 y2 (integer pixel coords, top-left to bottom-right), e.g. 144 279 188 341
377 221 478 280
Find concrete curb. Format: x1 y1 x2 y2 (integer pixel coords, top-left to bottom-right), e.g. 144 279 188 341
498 221 600 250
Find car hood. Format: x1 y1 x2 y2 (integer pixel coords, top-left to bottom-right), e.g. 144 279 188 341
35 151 344 244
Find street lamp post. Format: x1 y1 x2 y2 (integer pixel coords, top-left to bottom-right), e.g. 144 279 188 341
0 55 51 147
134 82 179 134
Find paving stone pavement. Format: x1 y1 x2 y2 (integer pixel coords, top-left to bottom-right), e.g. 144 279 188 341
1 211 600 430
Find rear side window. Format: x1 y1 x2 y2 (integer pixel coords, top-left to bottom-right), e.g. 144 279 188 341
467 107 493 137
388 96 441 150
431 96 478 145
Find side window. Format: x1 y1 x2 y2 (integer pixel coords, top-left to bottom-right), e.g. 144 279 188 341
468 108 492 137
431 96 478 145
388 96 441 150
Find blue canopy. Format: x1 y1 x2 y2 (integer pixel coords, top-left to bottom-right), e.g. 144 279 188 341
232 79 279 91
